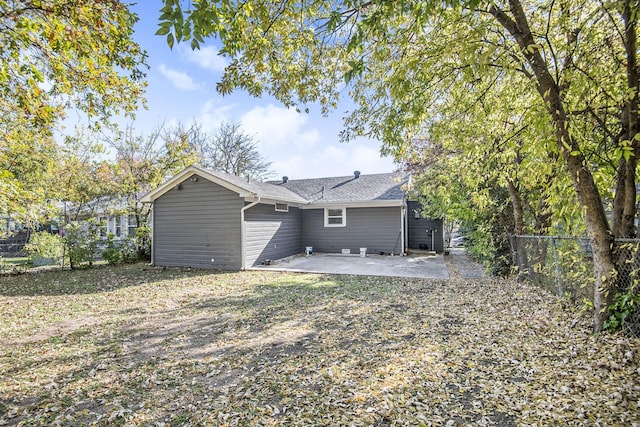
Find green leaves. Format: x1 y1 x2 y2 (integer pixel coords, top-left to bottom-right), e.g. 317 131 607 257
154 1 640 313
1 1 148 219
344 59 365 84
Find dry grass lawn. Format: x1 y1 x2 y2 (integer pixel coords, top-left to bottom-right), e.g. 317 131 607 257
0 264 639 426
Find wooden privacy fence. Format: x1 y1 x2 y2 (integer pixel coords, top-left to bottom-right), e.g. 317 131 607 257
512 235 640 337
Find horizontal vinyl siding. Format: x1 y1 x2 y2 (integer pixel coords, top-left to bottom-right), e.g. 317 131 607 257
153 177 242 269
407 201 444 252
245 204 302 266
302 207 402 255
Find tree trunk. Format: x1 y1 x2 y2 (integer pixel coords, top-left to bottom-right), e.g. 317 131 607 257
535 195 552 235
612 158 627 237
491 1 616 332
622 156 637 237
507 179 529 280
621 0 640 238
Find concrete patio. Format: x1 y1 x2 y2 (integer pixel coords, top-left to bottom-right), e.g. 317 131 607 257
250 252 451 279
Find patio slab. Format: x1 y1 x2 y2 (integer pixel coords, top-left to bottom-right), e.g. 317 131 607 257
250 252 450 279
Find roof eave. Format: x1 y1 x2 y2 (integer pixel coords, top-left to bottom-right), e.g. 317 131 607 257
247 196 308 207
140 165 253 203
300 199 404 209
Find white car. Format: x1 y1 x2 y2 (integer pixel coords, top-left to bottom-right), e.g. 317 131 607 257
449 235 466 247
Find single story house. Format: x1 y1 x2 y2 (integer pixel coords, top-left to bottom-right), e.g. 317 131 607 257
140 165 443 270
71 195 142 240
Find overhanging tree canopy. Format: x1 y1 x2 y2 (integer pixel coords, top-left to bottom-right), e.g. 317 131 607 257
159 0 639 332
0 0 148 221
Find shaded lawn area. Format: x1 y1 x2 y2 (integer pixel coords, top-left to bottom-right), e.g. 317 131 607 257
0 265 638 426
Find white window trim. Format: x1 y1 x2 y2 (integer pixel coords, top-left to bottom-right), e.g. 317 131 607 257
275 202 289 212
324 207 346 227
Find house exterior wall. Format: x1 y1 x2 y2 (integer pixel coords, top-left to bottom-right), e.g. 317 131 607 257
99 214 136 239
407 201 444 252
244 203 303 266
302 206 402 255
152 177 243 269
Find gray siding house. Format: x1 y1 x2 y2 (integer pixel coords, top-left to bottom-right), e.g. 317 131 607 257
141 165 443 270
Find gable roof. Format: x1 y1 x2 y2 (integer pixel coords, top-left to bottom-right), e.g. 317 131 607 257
141 165 408 207
207 168 309 204
140 165 308 204
270 172 409 206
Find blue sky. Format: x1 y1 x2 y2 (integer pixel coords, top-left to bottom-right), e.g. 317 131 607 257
124 4 397 179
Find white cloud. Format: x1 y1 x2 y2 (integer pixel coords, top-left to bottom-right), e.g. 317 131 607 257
194 100 236 131
158 64 201 91
180 45 227 72
176 101 396 179
240 104 320 150
271 144 396 179
271 155 307 179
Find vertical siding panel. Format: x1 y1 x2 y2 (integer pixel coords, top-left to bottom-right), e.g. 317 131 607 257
153 177 243 269
244 204 302 266
302 207 402 254
407 201 444 252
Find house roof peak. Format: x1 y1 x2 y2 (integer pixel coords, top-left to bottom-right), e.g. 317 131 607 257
141 165 408 206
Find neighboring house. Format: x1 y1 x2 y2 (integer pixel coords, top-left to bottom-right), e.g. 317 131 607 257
141 165 443 270
95 213 138 239
76 195 144 240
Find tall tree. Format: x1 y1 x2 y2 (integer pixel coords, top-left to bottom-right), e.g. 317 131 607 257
56 129 118 222
0 0 147 219
106 123 200 225
162 121 273 180
159 0 639 331
0 120 59 224
104 123 198 258
205 121 273 180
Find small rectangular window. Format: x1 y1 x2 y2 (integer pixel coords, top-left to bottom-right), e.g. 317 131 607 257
128 215 137 237
98 217 107 238
325 208 346 227
275 203 289 212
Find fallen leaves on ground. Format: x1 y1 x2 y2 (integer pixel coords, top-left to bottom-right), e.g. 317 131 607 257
0 264 638 426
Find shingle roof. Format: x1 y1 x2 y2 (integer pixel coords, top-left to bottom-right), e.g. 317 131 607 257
203 168 309 204
269 172 409 204
141 165 408 205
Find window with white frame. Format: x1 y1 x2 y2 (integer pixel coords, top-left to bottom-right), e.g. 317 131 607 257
115 216 122 237
324 207 346 227
275 203 289 212
128 215 137 236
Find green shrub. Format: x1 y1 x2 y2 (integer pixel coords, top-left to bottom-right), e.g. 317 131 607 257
24 232 64 263
64 221 102 269
101 234 138 265
134 225 151 261
122 236 139 263
101 234 124 265
604 291 640 333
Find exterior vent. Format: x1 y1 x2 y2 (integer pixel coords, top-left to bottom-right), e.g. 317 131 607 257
275 203 289 212
354 170 361 178
282 176 289 183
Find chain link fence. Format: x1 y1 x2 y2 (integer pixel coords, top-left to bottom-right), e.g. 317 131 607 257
513 235 640 337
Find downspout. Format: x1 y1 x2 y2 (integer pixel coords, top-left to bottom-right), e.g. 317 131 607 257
240 195 261 270
401 199 406 256
150 203 154 265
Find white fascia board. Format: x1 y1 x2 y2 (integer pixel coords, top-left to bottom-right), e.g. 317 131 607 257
243 196 307 208
300 200 403 209
140 165 251 203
